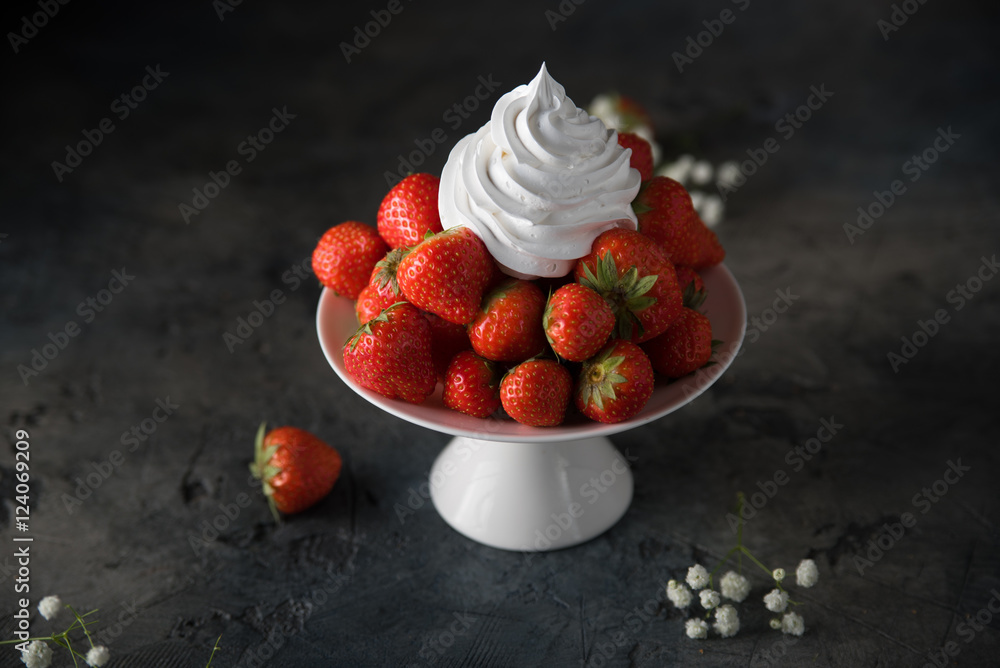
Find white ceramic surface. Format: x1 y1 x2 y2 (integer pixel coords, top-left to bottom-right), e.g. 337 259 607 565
316 263 746 550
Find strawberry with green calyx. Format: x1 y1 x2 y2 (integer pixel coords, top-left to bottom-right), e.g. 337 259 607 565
342 302 437 403
543 282 615 362
397 226 494 325
250 422 343 522
634 176 725 269
443 350 501 418
641 307 719 379
674 265 705 299
576 339 654 423
357 247 410 324
574 228 683 343
377 173 443 249
468 278 548 363
617 132 654 182
500 358 573 427
312 221 388 299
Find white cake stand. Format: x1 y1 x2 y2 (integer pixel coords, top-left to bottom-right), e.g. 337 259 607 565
317 264 745 551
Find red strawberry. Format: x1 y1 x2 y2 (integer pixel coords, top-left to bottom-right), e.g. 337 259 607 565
250 423 342 520
424 311 472 381
641 307 715 378
377 173 443 249
468 279 547 363
674 265 705 297
397 226 493 325
443 350 501 418
574 228 683 343
500 359 572 427
342 303 437 403
634 177 725 269
576 340 654 423
543 283 615 362
617 132 654 182
356 247 410 324
312 221 388 299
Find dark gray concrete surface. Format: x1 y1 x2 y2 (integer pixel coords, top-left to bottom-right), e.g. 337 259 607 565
2 1 999 666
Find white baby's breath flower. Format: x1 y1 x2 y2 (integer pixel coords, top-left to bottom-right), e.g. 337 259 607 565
781 611 806 636
85 645 111 667
20 640 53 668
37 595 62 621
719 571 751 603
686 564 710 590
690 160 714 185
716 161 742 188
763 588 789 613
666 579 693 608
772 568 786 582
658 154 695 184
700 589 721 610
685 618 709 639
698 194 725 228
713 604 740 638
769 618 782 630
796 559 819 588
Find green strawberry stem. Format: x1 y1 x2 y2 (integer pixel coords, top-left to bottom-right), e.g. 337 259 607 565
249 421 282 524
579 252 657 340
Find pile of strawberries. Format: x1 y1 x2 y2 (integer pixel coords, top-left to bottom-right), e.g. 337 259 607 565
313 133 726 427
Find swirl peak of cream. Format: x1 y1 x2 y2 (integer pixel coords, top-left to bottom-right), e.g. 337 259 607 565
439 64 640 278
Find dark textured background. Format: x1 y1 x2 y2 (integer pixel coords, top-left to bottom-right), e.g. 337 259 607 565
2 0 999 666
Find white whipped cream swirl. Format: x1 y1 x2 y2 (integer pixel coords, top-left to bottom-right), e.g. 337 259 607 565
439 64 640 278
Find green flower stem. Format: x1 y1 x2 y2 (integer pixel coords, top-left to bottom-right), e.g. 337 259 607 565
205 635 222 667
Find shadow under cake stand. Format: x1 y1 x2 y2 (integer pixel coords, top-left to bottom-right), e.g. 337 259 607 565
317 264 746 551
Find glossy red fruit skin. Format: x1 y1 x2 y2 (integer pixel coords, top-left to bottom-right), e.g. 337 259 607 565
641 307 713 378
342 303 437 404
574 228 683 343
355 284 386 325
500 359 573 427
617 132 654 182
576 340 654 424
544 283 615 362
312 221 388 299
635 176 725 269
377 173 443 249
443 350 501 418
468 279 548 363
424 311 472 382
262 427 342 514
397 226 494 325
674 265 705 296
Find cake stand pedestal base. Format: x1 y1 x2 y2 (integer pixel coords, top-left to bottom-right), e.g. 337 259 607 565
429 434 633 552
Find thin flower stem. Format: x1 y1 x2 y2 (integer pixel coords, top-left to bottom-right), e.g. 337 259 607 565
205 635 223 667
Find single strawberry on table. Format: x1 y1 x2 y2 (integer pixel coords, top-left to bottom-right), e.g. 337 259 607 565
250 423 343 521
377 173 443 249
576 339 655 424
468 278 548 363
574 228 683 343
443 350 501 419
500 358 573 427
634 176 725 269
312 221 388 299
543 282 615 362
397 226 494 325
342 302 437 404
617 131 654 182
